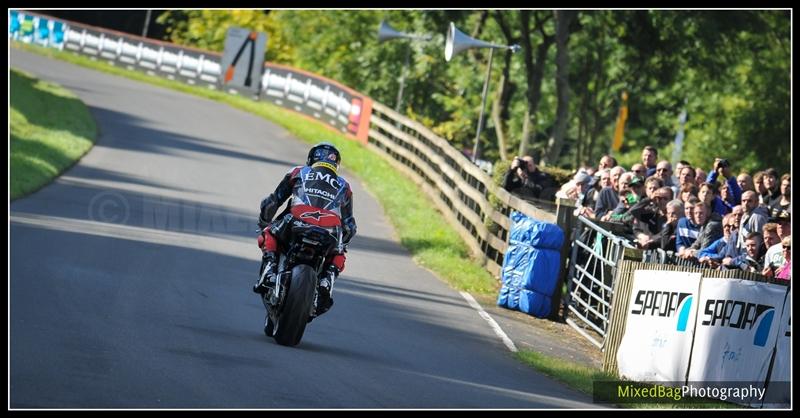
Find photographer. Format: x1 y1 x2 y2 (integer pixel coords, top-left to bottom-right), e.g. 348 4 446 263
706 157 742 209
503 156 556 201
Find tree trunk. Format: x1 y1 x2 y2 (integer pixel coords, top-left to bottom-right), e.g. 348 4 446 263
491 11 517 161
491 52 515 161
543 10 577 166
518 11 554 157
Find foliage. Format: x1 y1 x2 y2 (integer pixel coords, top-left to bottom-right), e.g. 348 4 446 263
153 10 790 175
156 10 294 63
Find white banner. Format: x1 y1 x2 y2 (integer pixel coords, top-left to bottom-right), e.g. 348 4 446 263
688 278 788 385
761 289 791 408
617 270 701 383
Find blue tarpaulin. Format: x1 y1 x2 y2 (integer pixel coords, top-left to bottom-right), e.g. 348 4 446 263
497 211 564 318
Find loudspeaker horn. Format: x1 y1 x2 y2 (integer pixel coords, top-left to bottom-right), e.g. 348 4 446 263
444 22 520 61
378 20 432 43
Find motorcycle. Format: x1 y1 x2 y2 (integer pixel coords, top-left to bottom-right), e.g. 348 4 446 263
259 221 337 347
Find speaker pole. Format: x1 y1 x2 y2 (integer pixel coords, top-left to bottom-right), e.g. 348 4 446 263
471 47 494 163
395 44 412 113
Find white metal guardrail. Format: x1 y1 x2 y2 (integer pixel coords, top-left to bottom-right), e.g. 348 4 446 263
10 10 373 143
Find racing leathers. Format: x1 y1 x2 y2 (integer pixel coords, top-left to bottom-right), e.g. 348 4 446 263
253 163 356 314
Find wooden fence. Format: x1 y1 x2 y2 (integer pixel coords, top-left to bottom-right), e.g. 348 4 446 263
366 100 558 277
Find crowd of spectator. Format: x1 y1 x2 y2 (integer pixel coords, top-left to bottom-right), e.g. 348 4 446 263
503 146 791 280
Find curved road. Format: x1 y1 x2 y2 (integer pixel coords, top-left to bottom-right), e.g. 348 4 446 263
10 49 594 409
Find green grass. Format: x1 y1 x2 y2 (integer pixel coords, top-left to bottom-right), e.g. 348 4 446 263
10 67 97 200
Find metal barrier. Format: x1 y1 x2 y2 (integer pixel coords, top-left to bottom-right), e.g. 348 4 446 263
563 215 637 348
641 247 706 268
10 10 373 143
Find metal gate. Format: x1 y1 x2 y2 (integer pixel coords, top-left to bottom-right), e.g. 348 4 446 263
563 216 636 348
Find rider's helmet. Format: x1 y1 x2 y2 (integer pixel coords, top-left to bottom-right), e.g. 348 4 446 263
307 142 341 170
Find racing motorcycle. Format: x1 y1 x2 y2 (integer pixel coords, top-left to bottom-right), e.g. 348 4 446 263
259 220 337 347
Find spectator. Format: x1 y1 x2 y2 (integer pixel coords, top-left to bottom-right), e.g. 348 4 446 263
645 198 684 251
630 163 646 180
719 182 732 208
576 169 610 218
631 186 672 247
753 171 769 206
591 166 625 219
557 170 593 201
675 161 691 185
644 177 664 200
678 165 696 188
641 146 658 177
737 190 770 251
730 205 744 230
676 197 702 254
598 154 617 171
762 223 781 250
706 158 742 208
698 182 730 218
762 168 781 206
655 160 679 196
698 213 740 269
763 211 791 275
737 173 755 193
695 167 707 187
726 232 765 273
610 166 626 191
503 155 557 202
682 202 723 259
769 174 790 218
680 183 699 206
774 236 791 281
603 172 636 221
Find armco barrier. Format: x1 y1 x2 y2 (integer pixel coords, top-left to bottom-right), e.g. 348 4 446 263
11 10 372 143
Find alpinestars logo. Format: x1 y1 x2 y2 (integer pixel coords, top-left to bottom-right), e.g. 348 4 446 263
701 300 775 347
630 290 694 332
300 211 334 222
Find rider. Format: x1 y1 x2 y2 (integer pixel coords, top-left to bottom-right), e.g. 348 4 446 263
253 142 356 315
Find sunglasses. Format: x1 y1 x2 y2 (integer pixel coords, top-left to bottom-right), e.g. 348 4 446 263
783 245 791 250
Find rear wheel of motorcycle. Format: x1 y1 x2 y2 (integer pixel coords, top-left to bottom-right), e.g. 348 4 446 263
273 264 315 347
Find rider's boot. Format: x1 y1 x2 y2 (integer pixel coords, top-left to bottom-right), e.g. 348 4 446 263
253 252 278 294
315 264 338 315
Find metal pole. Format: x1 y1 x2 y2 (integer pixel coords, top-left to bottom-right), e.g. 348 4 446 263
395 44 411 113
471 48 494 164
142 10 152 38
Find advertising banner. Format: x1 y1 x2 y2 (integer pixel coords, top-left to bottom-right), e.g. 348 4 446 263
760 289 791 408
687 278 788 386
616 270 701 383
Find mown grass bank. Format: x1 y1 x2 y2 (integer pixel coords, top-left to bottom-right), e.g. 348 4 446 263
10 67 97 200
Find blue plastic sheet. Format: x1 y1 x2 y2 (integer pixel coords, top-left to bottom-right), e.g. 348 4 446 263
497 211 564 318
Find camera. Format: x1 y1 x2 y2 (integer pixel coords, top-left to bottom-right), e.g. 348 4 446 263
718 159 730 168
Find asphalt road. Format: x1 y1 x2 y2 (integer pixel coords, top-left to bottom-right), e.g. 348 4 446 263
10 48 595 409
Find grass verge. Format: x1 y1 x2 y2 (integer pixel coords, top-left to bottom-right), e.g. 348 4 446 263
10 67 97 200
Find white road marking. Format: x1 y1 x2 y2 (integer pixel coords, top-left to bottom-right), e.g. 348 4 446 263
460 291 518 353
